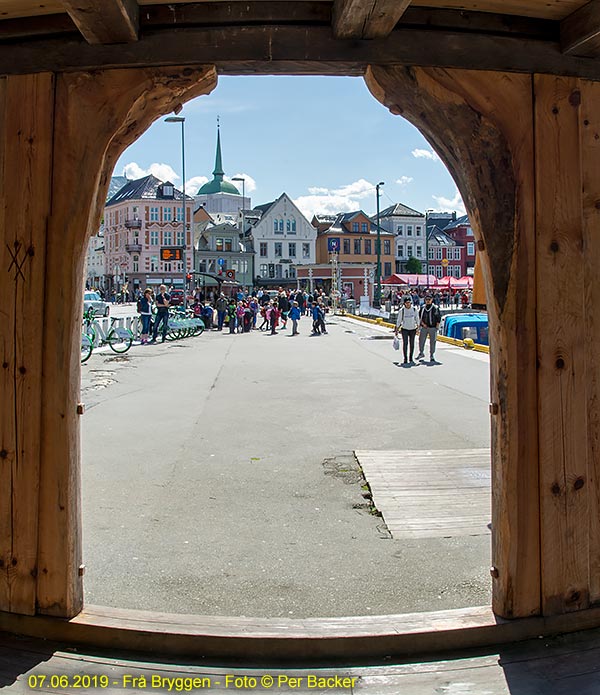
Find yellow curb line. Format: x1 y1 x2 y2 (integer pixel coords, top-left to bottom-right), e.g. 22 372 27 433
339 312 490 354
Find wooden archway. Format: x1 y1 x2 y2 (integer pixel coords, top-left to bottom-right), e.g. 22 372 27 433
1 0 600 658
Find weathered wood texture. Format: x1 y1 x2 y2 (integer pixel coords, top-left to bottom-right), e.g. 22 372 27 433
365 66 539 619
62 0 139 44
562 0 600 56
0 73 54 615
535 74 589 614
332 0 411 39
355 450 491 538
0 65 216 618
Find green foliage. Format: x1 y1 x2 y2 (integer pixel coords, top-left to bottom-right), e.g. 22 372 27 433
405 256 422 274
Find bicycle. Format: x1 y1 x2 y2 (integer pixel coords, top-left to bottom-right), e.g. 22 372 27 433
83 307 134 356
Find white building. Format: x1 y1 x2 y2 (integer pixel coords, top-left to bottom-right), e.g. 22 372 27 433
86 230 106 291
247 193 316 283
377 203 426 273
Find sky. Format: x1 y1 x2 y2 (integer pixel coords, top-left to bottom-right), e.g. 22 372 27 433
113 75 466 220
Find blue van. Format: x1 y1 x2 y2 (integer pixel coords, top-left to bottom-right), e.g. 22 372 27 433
442 313 489 346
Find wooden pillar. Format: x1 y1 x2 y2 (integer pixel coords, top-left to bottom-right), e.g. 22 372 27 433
365 66 540 619
366 66 600 619
0 65 217 617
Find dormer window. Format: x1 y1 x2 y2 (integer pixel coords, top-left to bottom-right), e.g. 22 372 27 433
160 183 174 198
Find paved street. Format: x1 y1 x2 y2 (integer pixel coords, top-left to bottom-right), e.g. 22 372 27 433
81 314 491 618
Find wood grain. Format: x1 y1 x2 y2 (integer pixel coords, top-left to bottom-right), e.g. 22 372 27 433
62 0 139 44
332 0 411 39
562 0 600 55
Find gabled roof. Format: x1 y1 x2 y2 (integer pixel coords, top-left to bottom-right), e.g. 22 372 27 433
443 214 470 231
107 175 129 201
323 210 392 236
105 175 189 206
253 199 278 215
427 224 456 245
379 202 424 218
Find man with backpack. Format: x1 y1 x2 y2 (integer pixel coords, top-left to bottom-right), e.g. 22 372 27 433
416 294 442 363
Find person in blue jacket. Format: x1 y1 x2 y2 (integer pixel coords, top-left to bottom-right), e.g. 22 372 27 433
289 301 301 336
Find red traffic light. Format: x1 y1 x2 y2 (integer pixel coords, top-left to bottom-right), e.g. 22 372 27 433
186 273 192 280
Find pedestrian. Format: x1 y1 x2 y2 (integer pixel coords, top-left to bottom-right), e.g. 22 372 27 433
150 284 170 343
416 294 441 362
227 298 237 333
216 293 227 330
395 296 420 365
311 301 322 335
270 302 280 334
289 301 301 335
138 288 153 344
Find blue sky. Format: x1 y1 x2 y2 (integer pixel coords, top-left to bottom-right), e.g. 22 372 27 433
114 75 465 219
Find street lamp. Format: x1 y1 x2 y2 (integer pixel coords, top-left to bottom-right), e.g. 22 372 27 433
374 181 384 308
165 116 187 308
425 209 433 290
232 176 246 287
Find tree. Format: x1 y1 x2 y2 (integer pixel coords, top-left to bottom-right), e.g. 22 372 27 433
405 256 422 274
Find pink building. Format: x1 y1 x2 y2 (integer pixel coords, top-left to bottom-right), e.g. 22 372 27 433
104 175 193 296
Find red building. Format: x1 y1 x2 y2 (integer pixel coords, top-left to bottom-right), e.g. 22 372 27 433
441 214 477 275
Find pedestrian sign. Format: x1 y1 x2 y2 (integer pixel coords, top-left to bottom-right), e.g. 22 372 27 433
218 258 225 266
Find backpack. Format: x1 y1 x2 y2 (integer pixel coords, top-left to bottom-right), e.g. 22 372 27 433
136 298 143 313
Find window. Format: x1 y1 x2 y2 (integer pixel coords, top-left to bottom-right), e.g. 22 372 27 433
407 245 413 258
416 226 422 236
428 247 435 260
435 265 443 278
176 208 184 222
279 220 284 232
150 231 159 246
302 243 310 259
225 239 233 252
383 240 391 255
260 242 268 257
397 225 403 235
216 238 223 252
162 184 174 197
467 242 475 256
354 239 361 254
176 230 185 246
291 218 297 232
163 230 172 245
273 219 278 232
436 247 443 260
454 265 462 277
150 207 159 222
133 255 139 272
364 239 372 254
289 242 296 258
274 242 282 257
260 264 268 277
150 256 158 271
286 219 291 232
361 223 368 233
384 262 392 277
163 261 172 272
466 226 474 236
343 239 351 254
416 245 423 258
163 207 172 222
407 226 413 236
275 264 283 278
397 245 404 257
352 222 359 232
455 247 461 259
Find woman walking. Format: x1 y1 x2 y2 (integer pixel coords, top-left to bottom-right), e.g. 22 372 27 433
395 296 420 365
138 288 153 344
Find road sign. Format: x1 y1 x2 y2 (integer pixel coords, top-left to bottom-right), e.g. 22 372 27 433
218 257 225 266
441 258 449 267
225 269 236 280
160 247 183 261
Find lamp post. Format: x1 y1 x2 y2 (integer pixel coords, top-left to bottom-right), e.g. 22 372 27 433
374 181 384 308
425 209 432 290
232 176 246 284
165 116 187 308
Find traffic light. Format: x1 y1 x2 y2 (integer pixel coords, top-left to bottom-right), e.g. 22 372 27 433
186 273 192 281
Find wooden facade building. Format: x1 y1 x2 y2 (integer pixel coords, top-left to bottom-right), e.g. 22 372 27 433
2 0 600 667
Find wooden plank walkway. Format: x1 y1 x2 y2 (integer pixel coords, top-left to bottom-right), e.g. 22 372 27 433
355 449 491 539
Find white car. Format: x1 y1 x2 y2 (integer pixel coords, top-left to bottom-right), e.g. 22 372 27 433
83 291 110 317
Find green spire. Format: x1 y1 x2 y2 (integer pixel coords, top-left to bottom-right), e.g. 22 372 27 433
213 125 224 179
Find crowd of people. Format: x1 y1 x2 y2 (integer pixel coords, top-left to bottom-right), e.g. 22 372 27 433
387 287 472 310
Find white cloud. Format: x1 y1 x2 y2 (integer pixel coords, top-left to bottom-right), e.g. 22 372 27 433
411 148 440 162
184 175 209 195
432 188 467 215
228 173 257 194
293 178 377 219
122 162 179 182
396 176 413 186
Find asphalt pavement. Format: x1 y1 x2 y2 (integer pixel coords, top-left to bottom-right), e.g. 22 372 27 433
80 313 491 618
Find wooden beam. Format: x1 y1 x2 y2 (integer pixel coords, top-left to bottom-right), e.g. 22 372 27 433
333 0 411 39
62 0 139 44
562 0 600 56
1 24 600 80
